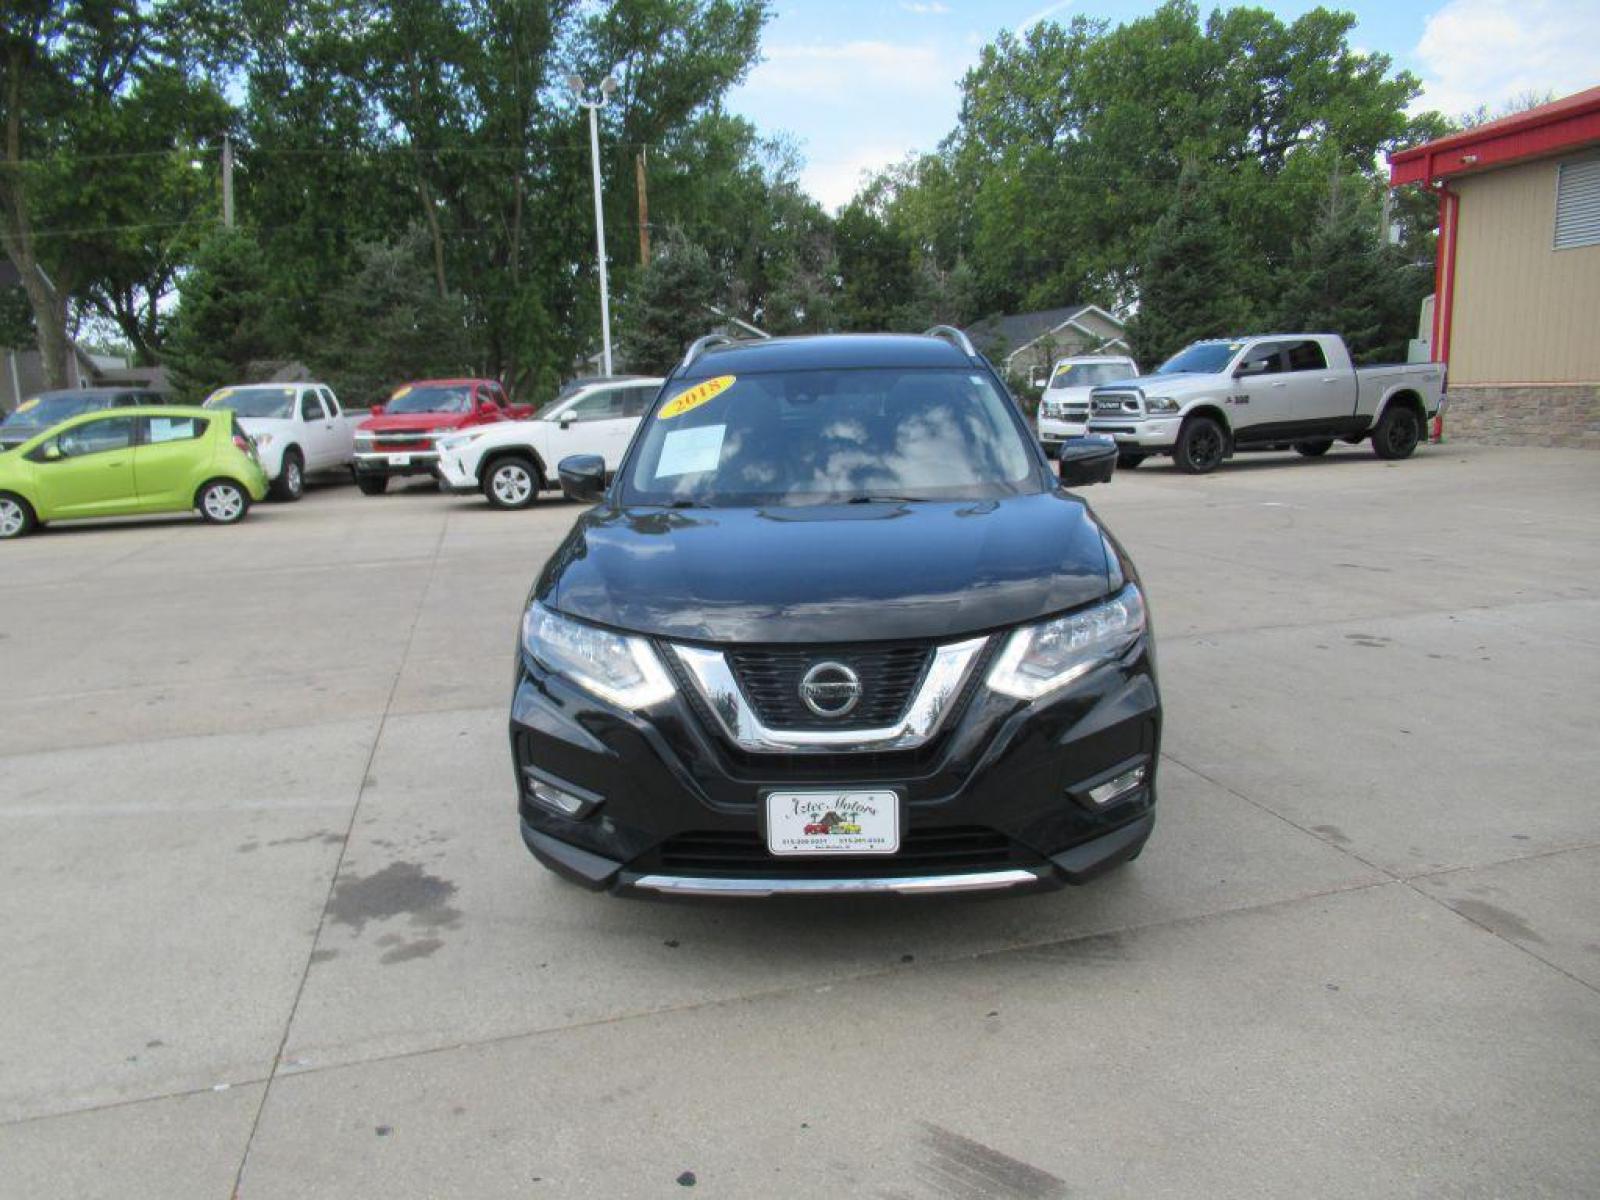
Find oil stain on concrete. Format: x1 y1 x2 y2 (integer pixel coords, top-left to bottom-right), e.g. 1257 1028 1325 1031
916 1122 1067 1199
327 861 463 937
1446 898 1547 945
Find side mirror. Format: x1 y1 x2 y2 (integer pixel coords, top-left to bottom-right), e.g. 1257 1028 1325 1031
557 453 607 502
371 403 385 416
1057 437 1117 488
1234 361 1265 378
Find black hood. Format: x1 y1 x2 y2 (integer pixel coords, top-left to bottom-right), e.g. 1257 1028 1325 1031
535 492 1115 644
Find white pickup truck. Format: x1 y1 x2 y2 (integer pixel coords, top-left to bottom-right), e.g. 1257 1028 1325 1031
1035 354 1140 451
1086 334 1445 474
202 383 366 500
434 376 662 509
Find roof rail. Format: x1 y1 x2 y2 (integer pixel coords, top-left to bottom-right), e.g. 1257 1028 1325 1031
678 333 738 373
923 325 978 357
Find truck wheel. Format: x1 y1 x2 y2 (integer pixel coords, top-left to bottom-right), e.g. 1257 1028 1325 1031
1294 440 1333 457
356 474 388 496
1173 416 1226 475
483 456 540 510
0 492 37 539
197 479 249 524
1116 451 1146 469
271 449 305 501
1372 406 1421 460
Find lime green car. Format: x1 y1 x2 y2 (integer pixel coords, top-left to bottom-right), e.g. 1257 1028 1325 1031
0 406 269 539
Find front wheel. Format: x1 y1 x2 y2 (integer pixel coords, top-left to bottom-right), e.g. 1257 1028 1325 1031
198 479 249 525
270 449 305 501
0 492 37 539
483 457 540 510
1294 440 1333 457
1116 450 1147 469
355 474 389 496
1372 406 1421 460
1173 416 1226 475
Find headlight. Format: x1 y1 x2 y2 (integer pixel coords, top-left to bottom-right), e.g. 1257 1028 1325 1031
1144 397 1180 414
437 429 488 455
986 584 1146 700
354 433 374 445
521 603 675 708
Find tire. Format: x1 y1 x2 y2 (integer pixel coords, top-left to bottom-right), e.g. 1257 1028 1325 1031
1116 451 1146 469
0 492 36 540
1294 440 1334 457
482 456 541 510
197 479 250 525
1173 415 1227 475
1371 405 1421 460
270 449 305 501
356 473 389 496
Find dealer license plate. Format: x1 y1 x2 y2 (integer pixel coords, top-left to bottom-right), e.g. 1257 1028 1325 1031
390 453 412 466
765 790 900 856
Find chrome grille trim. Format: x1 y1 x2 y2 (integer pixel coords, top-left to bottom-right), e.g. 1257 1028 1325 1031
669 636 988 754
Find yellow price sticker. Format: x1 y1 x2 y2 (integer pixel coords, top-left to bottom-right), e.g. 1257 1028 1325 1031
658 375 736 420
15 397 39 414
392 385 413 400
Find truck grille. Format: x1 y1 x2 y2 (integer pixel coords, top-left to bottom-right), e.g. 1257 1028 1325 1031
726 643 931 729
1093 392 1142 415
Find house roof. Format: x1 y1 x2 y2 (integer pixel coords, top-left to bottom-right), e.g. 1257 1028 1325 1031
968 305 1128 364
1389 86 1600 187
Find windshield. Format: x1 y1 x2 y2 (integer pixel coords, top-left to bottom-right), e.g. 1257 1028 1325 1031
621 368 1043 507
1048 362 1136 389
2 392 107 428
386 385 473 415
1156 343 1239 375
203 386 297 419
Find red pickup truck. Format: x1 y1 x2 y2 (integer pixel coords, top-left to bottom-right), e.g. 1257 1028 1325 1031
352 378 531 495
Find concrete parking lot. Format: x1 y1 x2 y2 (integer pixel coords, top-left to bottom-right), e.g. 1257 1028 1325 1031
2 444 1598 1198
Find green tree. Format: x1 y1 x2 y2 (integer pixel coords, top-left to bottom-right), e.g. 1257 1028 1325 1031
163 227 280 401
306 228 477 405
1271 176 1432 364
1126 167 1254 367
1 1 229 381
623 229 715 375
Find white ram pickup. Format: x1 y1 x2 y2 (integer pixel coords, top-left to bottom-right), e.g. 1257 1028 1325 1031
202 383 367 500
1086 334 1444 474
434 376 662 509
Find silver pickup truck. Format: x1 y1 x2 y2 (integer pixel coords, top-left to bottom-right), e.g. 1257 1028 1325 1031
1087 334 1445 474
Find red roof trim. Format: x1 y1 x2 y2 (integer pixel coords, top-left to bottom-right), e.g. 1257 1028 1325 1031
1388 86 1600 186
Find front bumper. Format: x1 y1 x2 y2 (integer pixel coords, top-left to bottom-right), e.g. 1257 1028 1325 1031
1086 416 1181 450
1037 416 1088 447
354 450 439 478
435 452 480 493
509 632 1161 897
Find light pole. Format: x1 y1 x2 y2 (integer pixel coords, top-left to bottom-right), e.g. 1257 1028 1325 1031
568 73 618 376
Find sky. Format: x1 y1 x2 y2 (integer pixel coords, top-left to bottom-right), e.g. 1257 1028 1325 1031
726 0 1600 211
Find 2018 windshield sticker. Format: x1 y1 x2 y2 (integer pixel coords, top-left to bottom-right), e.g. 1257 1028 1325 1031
391 385 413 399
658 375 735 420
15 398 38 413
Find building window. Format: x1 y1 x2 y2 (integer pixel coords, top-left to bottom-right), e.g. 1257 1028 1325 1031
1554 157 1600 250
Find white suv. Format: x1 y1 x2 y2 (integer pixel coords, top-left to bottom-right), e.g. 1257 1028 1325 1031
435 377 663 509
1035 356 1139 452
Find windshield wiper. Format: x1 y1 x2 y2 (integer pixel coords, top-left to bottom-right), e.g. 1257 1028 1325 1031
846 495 926 504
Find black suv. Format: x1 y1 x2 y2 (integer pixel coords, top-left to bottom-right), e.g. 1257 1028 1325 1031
511 329 1160 896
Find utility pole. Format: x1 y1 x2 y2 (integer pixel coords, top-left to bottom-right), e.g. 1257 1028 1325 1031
221 134 235 229
636 146 651 265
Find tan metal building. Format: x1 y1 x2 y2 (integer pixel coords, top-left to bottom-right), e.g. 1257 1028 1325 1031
1390 87 1600 447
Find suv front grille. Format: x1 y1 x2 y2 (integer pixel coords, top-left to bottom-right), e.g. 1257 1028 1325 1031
725 643 931 730
638 825 1036 878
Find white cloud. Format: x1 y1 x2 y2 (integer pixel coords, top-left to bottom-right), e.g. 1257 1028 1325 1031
899 1 950 13
1413 0 1600 118
752 41 951 95
799 144 912 212
1018 0 1074 33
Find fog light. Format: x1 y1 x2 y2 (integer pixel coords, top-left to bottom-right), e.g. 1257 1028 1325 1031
1088 763 1147 807
524 769 599 820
